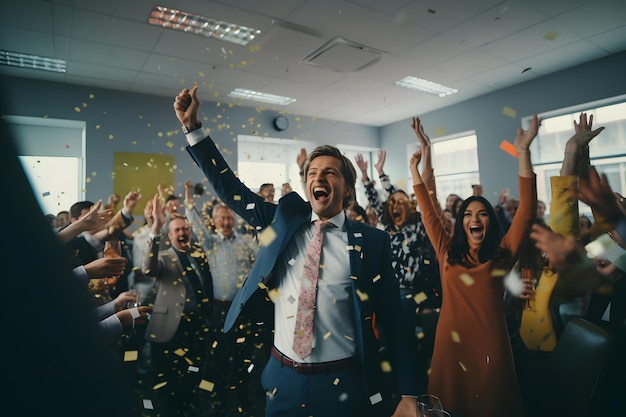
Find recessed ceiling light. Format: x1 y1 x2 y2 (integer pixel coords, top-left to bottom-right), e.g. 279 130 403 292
0 50 66 73
148 5 261 46
228 88 296 105
395 76 458 97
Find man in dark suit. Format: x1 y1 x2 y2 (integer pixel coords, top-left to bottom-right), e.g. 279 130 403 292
173 85 419 417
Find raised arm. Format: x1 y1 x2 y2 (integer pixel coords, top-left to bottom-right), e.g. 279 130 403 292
57 200 113 243
515 114 540 178
356 152 386 220
550 112 605 238
411 116 441 212
142 194 166 277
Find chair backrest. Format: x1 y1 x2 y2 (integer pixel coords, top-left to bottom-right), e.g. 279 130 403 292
540 318 611 417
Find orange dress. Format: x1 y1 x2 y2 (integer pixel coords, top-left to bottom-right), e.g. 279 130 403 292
413 176 536 417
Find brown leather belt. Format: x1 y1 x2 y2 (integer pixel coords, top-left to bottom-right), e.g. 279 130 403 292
271 346 357 374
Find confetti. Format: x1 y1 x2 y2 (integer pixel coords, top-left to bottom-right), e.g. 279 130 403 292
166 141 174 148
369 393 383 405
502 106 517 118
267 288 281 302
372 274 381 283
233 194 241 201
142 399 154 409
356 289 369 301
459 273 474 286
123 350 139 361
288 258 296 266
199 379 215 392
499 140 519 157
42 191 51 197
543 31 558 41
353 232 362 238
258 226 276 246
459 362 467 372
333 377 340 385
246 202 256 210
413 292 428 304
380 361 392 373
451 331 461 343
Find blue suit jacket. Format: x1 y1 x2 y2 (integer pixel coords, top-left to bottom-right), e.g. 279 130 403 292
187 136 418 410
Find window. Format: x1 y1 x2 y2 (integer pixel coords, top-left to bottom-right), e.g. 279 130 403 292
336 145 379 209
237 135 315 200
526 96 626 217
406 132 480 205
5 115 85 216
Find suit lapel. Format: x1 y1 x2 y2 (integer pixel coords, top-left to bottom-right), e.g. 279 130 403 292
345 219 364 283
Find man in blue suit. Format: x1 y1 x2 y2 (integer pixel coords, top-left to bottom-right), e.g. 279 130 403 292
174 85 419 417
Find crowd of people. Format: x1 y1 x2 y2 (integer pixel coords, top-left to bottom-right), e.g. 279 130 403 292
22 84 626 417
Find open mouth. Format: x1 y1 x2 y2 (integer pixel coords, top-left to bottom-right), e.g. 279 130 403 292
469 225 484 239
312 186 329 200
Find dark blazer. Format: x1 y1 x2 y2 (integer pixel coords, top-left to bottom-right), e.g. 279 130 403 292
187 136 418 410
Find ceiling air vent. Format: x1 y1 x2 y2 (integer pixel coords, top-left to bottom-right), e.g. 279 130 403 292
302 37 383 73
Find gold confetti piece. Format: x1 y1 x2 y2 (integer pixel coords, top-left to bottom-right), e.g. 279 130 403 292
86 177 92 183
459 273 474 286
543 31 558 41
258 226 276 246
413 292 428 304
319 264 326 269
199 379 215 392
380 361 392 373
354 244 361 252
236 337 246 344
267 288 281 302
233 194 241 201
372 275 381 283
350 275 358 280
492 269 506 277
323 332 331 340
124 350 139 361
344 335 354 341
108 134 114 140
396 179 406 189
451 331 461 343
174 348 186 357
74 107 81 112
212 341 218 348
151 382 170 394
258 282 267 290
333 377 340 385
459 362 467 372
502 106 517 118
428 190 434 195
417 330 425 339
166 141 174 148
356 289 369 301
424 259 430 264
433 127 446 137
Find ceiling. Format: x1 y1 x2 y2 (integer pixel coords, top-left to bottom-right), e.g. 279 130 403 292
2 0 626 127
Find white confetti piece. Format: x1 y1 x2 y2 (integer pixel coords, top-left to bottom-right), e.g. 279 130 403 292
142 399 154 410
353 232 362 237
246 203 256 210
288 258 296 266
369 393 383 405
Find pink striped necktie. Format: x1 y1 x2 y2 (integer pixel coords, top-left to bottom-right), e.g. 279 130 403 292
293 220 331 360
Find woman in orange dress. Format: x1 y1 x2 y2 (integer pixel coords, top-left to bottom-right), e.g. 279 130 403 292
409 115 540 417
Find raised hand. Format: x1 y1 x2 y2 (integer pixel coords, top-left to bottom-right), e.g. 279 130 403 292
173 84 200 126
579 166 622 223
570 112 605 149
374 150 386 176
355 153 368 173
297 148 307 171
151 193 167 233
123 191 141 215
514 113 541 152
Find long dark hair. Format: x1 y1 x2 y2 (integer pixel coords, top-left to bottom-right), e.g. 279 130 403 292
448 196 511 268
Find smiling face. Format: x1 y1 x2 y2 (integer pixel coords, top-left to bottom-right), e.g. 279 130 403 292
168 217 192 252
387 191 411 228
463 200 491 248
306 155 351 221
